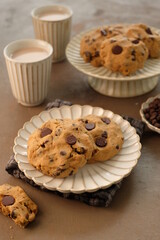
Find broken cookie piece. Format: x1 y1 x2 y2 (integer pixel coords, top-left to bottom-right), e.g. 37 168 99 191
0 184 38 228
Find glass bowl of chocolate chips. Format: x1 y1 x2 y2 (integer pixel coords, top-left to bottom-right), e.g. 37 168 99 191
140 94 160 134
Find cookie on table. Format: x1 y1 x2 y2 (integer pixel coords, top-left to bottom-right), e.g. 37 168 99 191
80 25 126 67
100 35 148 75
27 119 94 178
0 184 38 228
76 115 124 163
126 23 160 58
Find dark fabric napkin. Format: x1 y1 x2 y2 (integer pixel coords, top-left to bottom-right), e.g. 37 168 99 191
5 99 145 207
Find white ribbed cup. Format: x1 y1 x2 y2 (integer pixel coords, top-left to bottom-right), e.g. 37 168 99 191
31 5 72 63
4 39 53 107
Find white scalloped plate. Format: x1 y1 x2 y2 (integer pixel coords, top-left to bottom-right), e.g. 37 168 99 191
66 27 160 97
140 94 160 134
13 105 141 193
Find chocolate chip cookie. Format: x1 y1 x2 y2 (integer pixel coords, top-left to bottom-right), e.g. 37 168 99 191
76 115 124 163
27 119 94 178
100 35 148 75
126 24 160 58
80 25 126 67
0 184 38 227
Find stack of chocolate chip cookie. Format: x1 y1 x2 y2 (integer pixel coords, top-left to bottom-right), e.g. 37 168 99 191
27 115 124 178
80 23 160 75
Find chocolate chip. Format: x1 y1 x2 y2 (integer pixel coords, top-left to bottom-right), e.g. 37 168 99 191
84 51 92 61
146 27 152 35
11 210 17 219
101 131 108 138
66 135 77 145
41 140 49 148
131 49 136 61
155 123 160 128
112 45 123 54
95 137 107 147
2 195 15 206
40 128 52 138
132 39 139 44
95 51 100 57
92 149 98 156
144 113 150 120
101 117 111 124
69 170 74 176
75 147 86 154
92 38 96 42
116 145 119 150
85 122 95 131
101 29 107 36
131 50 136 56
54 168 65 177
60 151 66 156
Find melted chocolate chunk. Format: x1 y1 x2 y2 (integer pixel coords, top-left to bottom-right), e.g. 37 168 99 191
112 45 123 55
116 145 119 150
66 135 77 145
60 151 66 156
40 128 52 138
85 122 95 131
101 117 111 124
84 51 92 61
146 27 152 35
132 39 139 44
101 29 107 36
95 137 107 147
2 195 15 206
101 131 108 138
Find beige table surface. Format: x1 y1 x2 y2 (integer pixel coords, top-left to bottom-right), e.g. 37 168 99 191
0 0 160 239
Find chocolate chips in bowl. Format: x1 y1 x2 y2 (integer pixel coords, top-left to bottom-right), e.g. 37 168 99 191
140 94 160 134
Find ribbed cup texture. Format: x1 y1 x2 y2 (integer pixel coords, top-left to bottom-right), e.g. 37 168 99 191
32 18 72 62
5 57 52 106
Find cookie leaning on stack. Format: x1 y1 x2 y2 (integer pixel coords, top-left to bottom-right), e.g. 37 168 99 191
27 115 124 178
80 23 160 75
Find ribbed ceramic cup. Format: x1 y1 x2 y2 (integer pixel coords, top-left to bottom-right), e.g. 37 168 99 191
4 39 53 107
31 5 73 63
